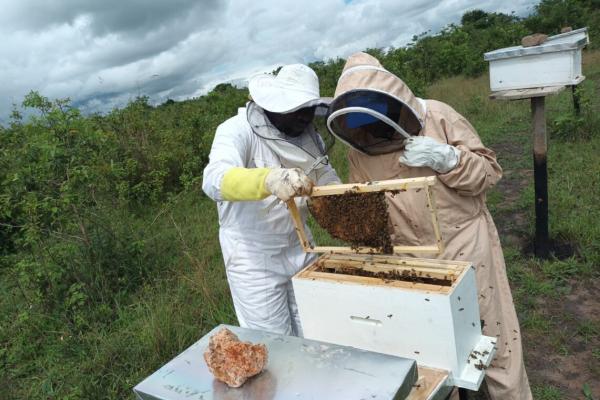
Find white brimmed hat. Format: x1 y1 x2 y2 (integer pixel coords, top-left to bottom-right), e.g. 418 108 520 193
249 64 322 113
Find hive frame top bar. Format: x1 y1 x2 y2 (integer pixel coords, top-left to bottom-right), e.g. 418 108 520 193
310 176 436 197
287 176 444 255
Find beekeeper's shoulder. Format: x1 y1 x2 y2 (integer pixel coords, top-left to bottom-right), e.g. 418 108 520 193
216 107 253 139
425 99 465 123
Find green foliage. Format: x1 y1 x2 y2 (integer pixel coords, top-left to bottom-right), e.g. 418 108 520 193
405 13 527 80
309 58 345 97
0 85 249 398
583 382 595 400
532 385 564 400
1 91 117 253
1 85 248 249
310 2 599 91
309 8 530 94
526 0 600 48
551 83 600 140
95 84 248 203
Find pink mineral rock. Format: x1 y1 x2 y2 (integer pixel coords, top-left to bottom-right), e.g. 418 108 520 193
203 328 268 388
521 33 548 47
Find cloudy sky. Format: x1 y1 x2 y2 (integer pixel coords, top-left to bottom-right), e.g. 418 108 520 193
0 0 537 123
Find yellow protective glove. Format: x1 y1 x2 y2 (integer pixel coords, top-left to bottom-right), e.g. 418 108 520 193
221 167 313 202
221 167 271 201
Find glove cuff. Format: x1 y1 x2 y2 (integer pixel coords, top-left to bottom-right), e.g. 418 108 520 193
221 167 271 201
436 145 461 174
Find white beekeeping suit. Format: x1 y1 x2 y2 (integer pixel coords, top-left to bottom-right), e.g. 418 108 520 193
202 64 339 336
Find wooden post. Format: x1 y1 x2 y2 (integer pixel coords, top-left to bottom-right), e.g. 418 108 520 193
490 85 575 259
531 97 550 258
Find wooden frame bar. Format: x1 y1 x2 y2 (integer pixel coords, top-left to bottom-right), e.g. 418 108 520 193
407 366 451 400
286 176 445 255
310 176 436 197
488 85 567 101
321 253 462 269
318 259 457 281
301 269 450 293
295 253 473 294
425 185 445 253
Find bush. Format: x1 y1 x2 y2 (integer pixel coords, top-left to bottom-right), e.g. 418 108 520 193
551 84 600 140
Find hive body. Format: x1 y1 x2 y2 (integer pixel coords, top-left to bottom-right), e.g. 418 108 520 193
484 28 589 91
292 254 496 389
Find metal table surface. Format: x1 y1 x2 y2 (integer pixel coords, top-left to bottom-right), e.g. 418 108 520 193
134 324 418 400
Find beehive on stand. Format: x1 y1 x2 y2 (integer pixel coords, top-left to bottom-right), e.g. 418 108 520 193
484 27 589 91
288 177 496 390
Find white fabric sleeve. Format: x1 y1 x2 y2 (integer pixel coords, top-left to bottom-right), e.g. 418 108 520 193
202 118 251 202
315 163 341 185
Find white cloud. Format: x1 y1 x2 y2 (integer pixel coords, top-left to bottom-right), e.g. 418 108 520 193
0 0 537 123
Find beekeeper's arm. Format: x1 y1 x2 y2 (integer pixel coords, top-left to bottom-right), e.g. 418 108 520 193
315 164 341 186
202 122 313 202
436 116 502 196
400 116 502 196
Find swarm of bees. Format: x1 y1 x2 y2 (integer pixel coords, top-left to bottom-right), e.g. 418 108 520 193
309 191 393 253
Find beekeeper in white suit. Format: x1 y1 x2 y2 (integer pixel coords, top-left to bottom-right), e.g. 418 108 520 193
202 64 340 336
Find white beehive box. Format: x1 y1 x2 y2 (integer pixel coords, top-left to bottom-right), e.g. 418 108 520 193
292 254 496 390
484 27 589 91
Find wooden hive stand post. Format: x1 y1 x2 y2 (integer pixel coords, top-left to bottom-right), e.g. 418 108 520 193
488 85 584 258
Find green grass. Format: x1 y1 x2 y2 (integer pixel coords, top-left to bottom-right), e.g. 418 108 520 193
0 193 237 399
532 386 564 400
2 51 599 400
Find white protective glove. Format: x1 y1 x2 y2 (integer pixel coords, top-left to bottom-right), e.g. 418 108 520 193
264 168 314 202
399 136 461 173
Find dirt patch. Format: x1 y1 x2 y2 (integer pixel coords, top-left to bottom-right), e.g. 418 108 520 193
523 280 600 398
492 142 583 261
522 236 579 260
486 139 600 398
490 140 534 248
309 191 393 253
315 264 453 286
491 138 532 243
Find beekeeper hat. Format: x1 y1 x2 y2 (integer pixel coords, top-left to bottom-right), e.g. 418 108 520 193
249 64 323 114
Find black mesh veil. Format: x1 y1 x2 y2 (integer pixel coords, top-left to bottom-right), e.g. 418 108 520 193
326 90 421 155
